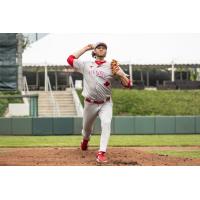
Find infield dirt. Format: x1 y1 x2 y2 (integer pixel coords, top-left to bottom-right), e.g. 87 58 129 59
0 147 200 166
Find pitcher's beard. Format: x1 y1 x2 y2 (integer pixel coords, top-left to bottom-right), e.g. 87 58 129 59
96 53 106 59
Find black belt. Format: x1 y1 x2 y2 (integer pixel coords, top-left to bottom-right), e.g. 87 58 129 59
85 97 110 104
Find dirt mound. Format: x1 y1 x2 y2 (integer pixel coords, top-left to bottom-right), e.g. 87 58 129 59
0 147 200 166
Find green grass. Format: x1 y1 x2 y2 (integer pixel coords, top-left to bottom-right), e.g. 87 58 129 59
0 91 22 117
76 89 84 106
76 89 200 115
0 135 200 147
151 150 200 159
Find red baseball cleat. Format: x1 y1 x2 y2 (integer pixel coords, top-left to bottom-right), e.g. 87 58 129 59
80 139 89 151
96 151 107 163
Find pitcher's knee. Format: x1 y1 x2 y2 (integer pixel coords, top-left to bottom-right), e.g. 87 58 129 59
101 119 111 128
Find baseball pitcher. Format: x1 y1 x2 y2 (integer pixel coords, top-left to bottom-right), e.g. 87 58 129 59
67 42 132 163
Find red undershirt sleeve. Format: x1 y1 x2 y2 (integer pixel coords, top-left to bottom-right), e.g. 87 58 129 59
67 55 76 67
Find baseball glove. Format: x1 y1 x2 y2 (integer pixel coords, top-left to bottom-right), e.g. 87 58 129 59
111 59 132 88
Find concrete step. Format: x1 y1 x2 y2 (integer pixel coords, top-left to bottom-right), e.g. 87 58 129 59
39 114 76 116
35 91 72 93
38 100 73 103
40 93 73 96
39 114 76 117
39 97 73 100
30 90 77 117
39 109 76 112
39 101 74 105
39 100 74 105
39 107 76 110
39 106 75 109
39 101 73 104
38 109 76 112
39 103 75 106
39 114 76 115
56 104 74 107
54 96 73 97
38 99 73 101
54 97 73 100
39 108 76 111
39 104 75 107
39 111 76 114
38 107 76 112
38 97 73 100
30 94 72 96
39 111 76 113
39 109 75 112
29 91 72 94
39 105 75 108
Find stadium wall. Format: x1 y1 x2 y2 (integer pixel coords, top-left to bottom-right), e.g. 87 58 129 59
0 116 200 135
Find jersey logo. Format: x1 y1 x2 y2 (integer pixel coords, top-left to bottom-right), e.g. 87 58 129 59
104 81 110 87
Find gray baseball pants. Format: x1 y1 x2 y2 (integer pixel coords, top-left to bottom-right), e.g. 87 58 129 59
81 99 113 152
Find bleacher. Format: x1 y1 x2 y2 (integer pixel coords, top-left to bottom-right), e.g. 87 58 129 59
157 80 200 90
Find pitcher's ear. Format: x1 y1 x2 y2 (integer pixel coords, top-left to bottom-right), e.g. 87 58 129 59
92 51 96 58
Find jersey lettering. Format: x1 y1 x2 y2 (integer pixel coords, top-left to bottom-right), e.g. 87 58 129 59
89 68 106 79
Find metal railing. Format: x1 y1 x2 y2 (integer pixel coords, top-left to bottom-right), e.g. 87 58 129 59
69 75 75 88
22 76 30 95
21 76 31 110
47 76 60 117
69 75 83 116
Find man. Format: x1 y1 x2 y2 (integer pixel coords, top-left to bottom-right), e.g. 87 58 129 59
67 42 131 163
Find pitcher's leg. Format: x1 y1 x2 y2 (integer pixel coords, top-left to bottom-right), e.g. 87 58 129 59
82 101 98 140
98 101 113 152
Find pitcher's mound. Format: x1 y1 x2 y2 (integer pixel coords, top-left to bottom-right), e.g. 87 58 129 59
0 147 200 166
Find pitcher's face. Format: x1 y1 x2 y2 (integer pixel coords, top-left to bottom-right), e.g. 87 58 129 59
94 45 107 58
